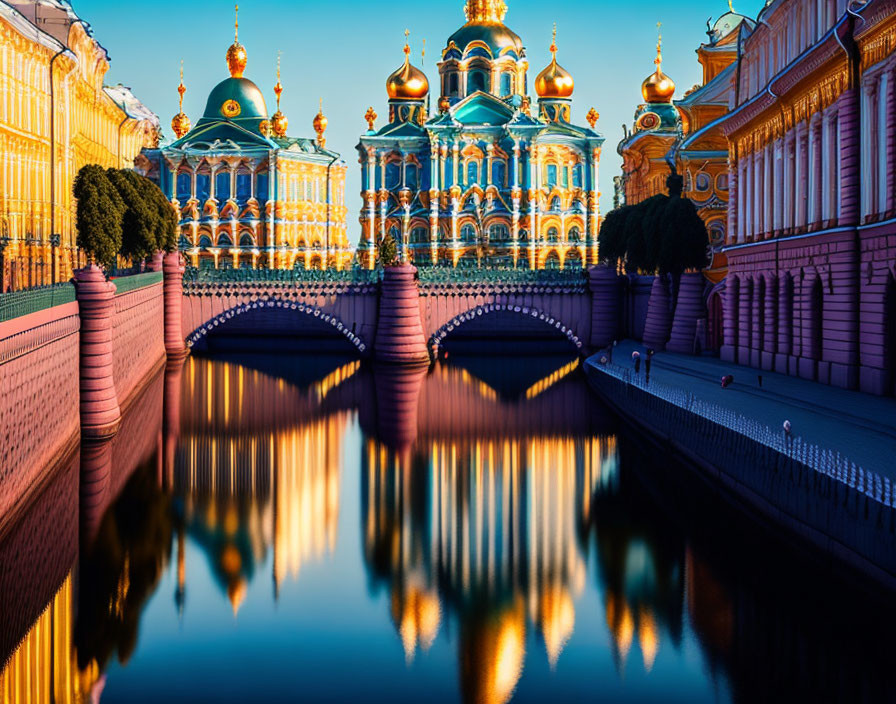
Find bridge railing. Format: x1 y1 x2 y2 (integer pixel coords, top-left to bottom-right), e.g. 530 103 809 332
183 267 382 285
416 267 589 285
111 271 164 295
0 283 77 324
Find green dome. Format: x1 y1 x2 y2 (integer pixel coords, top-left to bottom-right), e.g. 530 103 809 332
203 77 268 121
447 22 524 58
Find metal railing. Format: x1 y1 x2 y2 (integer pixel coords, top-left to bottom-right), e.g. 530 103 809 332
416 267 589 285
589 357 894 508
111 271 163 295
183 267 382 285
0 283 77 324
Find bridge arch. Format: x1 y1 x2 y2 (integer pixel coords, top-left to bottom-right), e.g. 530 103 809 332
429 303 584 355
186 298 369 355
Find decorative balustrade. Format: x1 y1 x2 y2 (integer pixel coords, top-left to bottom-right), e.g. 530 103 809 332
0 284 77 324
111 272 163 296
183 267 381 285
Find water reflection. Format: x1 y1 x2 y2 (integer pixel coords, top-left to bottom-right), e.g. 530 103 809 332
1 350 895 703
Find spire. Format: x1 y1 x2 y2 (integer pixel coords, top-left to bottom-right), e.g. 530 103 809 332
313 97 328 149
403 28 411 65
728 0 735 12
271 52 288 138
550 22 558 59
464 0 508 23
226 4 248 78
421 38 426 67
171 60 191 139
655 22 663 72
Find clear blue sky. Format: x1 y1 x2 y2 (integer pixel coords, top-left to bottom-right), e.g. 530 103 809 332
75 0 756 234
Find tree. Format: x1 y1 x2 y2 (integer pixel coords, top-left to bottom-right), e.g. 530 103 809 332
107 169 158 263
142 178 179 253
74 165 124 269
378 234 398 267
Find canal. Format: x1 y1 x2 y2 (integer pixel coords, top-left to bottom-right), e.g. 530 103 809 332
1 348 894 703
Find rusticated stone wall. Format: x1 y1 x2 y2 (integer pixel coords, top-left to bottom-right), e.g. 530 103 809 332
0 303 80 521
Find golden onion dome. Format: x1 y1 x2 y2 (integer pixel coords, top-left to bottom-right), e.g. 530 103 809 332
535 26 574 99
313 99 328 148
271 110 288 137
171 61 191 138
226 5 248 78
387 32 429 100
641 25 675 103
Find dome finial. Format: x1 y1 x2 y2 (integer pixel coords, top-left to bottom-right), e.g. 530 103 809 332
728 0 735 12
464 0 508 23
421 38 426 67
641 21 675 103
226 4 248 78
550 22 558 57
314 98 328 149
171 60 191 139
655 22 663 71
271 51 288 137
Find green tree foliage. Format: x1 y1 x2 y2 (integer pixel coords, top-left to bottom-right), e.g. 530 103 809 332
74 165 124 269
107 169 158 263
378 234 398 267
598 172 709 276
142 178 179 253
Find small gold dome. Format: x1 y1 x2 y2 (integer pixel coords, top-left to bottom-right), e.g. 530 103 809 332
313 99 328 148
535 27 574 99
171 112 191 139
226 5 247 78
641 25 675 103
387 33 429 100
271 110 288 137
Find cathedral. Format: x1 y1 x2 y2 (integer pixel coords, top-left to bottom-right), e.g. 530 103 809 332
357 0 605 269
137 9 351 270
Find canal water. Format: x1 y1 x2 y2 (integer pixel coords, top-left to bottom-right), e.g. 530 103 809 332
1 349 895 703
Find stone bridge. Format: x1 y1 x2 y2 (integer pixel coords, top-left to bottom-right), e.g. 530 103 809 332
181 266 608 363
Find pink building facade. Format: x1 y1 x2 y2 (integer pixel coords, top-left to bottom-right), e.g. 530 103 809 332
719 0 896 396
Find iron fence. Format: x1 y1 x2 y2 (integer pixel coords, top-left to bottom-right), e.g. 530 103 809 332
0 283 76 324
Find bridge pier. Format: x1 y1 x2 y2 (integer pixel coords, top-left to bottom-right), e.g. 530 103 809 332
589 265 622 348
374 265 429 364
74 265 121 440
163 252 187 359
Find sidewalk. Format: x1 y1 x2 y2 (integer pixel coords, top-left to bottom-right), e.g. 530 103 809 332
595 341 896 481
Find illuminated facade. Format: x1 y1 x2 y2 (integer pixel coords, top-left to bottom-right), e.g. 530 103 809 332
0 0 158 291
137 11 351 271
357 0 605 269
718 0 896 396
617 8 756 283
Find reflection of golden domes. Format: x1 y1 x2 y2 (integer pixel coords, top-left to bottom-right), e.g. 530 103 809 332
391 585 442 662
387 32 429 100
535 27 574 99
228 578 247 616
461 601 526 704
539 585 575 668
642 25 675 103
227 5 247 78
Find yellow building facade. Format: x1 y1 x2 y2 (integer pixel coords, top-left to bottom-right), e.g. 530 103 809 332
0 1 158 290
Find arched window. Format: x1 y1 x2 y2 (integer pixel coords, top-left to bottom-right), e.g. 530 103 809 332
198 235 212 248
467 161 479 185
236 172 251 202
385 162 401 189
547 227 559 243
176 172 192 201
406 164 418 190
448 73 459 97
410 227 428 244
696 173 712 192
217 233 233 247
461 224 477 242
467 70 487 94
256 173 269 203
492 160 506 187
572 165 583 188
389 225 400 242
565 249 583 269
195 173 210 202
489 224 509 242
544 252 561 269
239 233 255 248
561 166 569 188
547 164 558 188
500 72 512 97
568 226 581 242
215 171 230 201
550 197 561 211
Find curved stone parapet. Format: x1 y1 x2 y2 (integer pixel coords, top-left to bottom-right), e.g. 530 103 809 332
375 265 429 364
163 251 187 359
642 276 673 351
588 265 622 348
74 265 121 439
667 273 706 354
